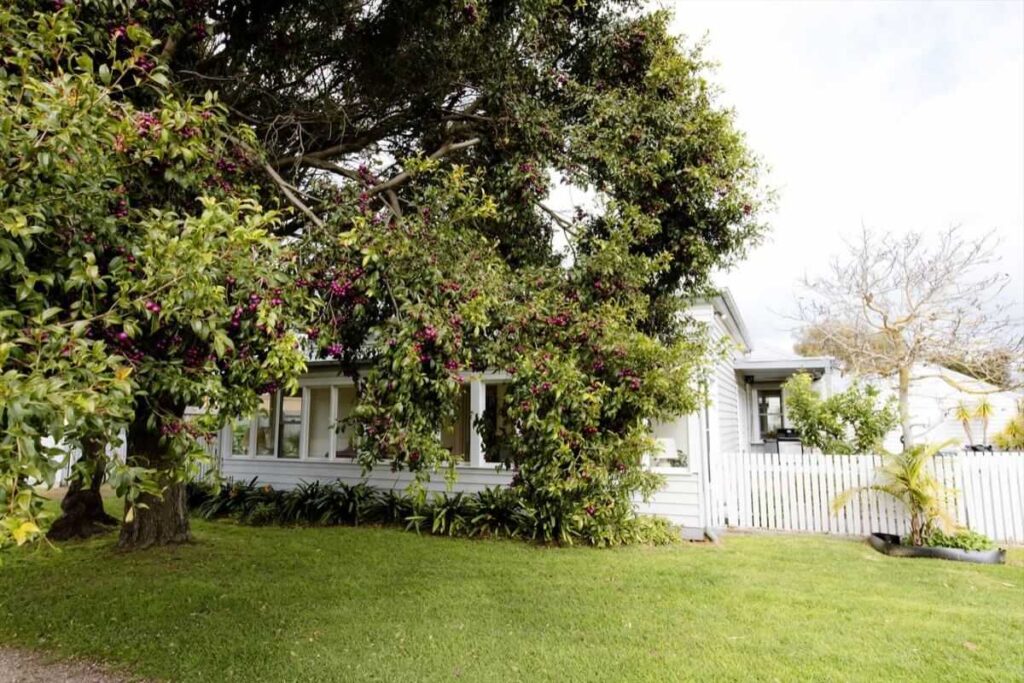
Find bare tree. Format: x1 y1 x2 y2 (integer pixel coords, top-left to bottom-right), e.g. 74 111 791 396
796 226 1023 449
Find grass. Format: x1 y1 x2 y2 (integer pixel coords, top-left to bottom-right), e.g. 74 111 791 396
1 505 1022 682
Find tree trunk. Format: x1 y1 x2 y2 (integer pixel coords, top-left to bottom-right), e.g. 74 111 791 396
898 365 913 451
909 511 923 546
118 409 191 550
47 437 118 541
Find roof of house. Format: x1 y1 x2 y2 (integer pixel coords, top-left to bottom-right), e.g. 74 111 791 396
691 288 753 352
733 356 836 382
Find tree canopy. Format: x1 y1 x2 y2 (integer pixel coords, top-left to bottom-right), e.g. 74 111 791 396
3 0 768 547
1 4 306 548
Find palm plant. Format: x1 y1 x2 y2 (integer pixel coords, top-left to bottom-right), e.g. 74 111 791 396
974 398 994 446
832 442 955 546
953 401 975 446
993 400 1024 451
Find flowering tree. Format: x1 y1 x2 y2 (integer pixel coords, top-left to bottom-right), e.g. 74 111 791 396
1 5 306 549
151 1 768 543
4 1 769 547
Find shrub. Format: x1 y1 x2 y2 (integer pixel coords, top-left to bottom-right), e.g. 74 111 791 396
993 401 1024 451
365 490 417 525
278 481 330 524
469 487 529 538
783 372 897 454
833 442 955 546
623 515 680 546
246 502 282 526
185 478 682 545
186 481 216 510
235 484 283 524
347 483 380 526
922 528 995 552
412 492 475 536
309 481 357 525
197 477 260 520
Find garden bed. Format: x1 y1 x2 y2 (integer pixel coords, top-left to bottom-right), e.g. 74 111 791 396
868 532 1006 565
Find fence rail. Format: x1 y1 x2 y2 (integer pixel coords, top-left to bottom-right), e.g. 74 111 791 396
708 451 1024 544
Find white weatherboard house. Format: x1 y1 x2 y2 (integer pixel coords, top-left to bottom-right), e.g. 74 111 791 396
213 290 1022 539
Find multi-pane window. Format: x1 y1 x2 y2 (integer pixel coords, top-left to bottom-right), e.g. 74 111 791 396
334 386 358 457
757 389 784 439
482 383 510 463
307 387 333 459
277 391 302 459
231 417 251 455
229 380 515 464
440 386 471 462
254 393 277 456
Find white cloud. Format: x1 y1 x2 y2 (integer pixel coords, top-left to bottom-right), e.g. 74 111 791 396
668 0 1024 356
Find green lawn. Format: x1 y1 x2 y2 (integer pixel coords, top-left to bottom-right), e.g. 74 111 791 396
1 510 1022 682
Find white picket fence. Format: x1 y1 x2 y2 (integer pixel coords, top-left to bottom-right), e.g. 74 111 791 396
708 450 1024 544
49 433 219 488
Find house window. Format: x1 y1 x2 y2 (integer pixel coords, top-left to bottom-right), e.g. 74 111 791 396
334 386 358 458
482 383 511 463
254 394 277 456
441 386 471 462
277 391 302 459
307 387 333 459
231 417 251 456
758 389 784 439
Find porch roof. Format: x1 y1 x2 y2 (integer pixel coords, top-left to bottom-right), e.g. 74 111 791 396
733 356 835 382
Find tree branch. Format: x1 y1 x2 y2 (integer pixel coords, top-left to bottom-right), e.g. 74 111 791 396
365 138 480 197
261 161 324 228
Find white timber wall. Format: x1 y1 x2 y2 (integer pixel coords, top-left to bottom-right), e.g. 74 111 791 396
708 315 742 454
707 450 1024 544
221 458 513 494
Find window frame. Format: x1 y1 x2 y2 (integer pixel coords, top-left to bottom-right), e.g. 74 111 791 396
753 386 785 442
229 376 361 460
227 373 516 467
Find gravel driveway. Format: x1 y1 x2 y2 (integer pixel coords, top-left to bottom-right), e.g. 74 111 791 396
0 648 139 683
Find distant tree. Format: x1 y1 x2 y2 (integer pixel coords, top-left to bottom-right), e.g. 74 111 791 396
974 397 995 446
796 227 1023 450
796 323 1019 390
953 401 976 446
781 373 897 454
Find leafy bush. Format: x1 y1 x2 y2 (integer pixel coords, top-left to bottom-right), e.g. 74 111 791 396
470 487 529 538
365 490 417 525
186 481 217 510
278 481 330 524
922 528 995 552
197 477 260 520
833 442 955 546
993 401 1024 451
235 485 284 525
783 373 897 454
185 478 680 545
308 481 357 525
412 492 475 536
623 516 680 546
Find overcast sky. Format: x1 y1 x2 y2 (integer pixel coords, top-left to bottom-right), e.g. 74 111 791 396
666 0 1024 357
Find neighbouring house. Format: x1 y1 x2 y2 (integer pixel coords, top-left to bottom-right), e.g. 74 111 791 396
209 289 1023 537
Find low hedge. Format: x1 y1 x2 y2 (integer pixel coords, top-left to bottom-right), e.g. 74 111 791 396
186 478 679 546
